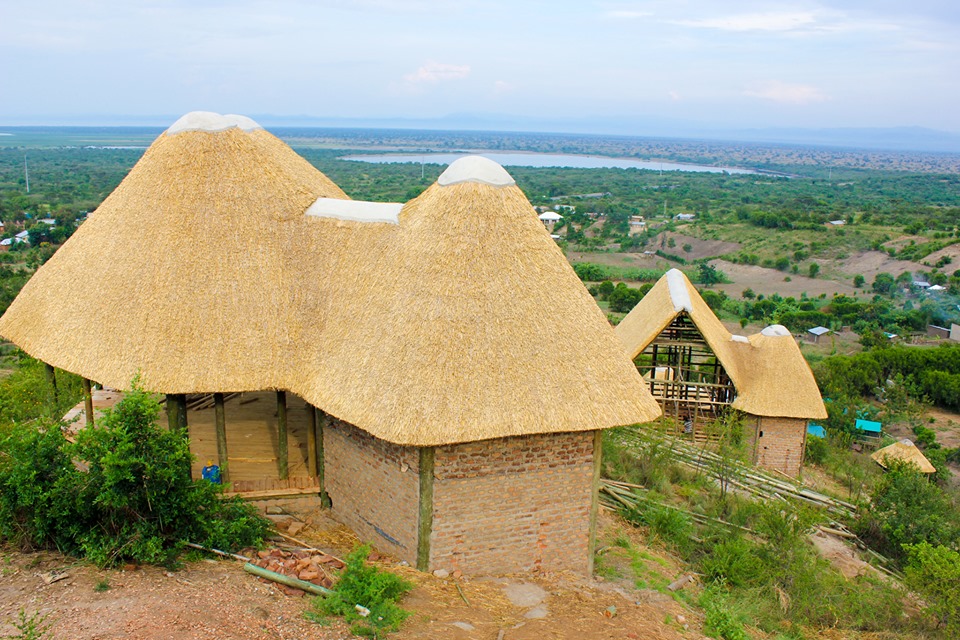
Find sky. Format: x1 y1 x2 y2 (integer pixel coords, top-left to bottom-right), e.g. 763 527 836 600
2 0 959 133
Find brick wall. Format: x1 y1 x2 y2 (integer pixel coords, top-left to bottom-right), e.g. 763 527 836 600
430 431 596 576
324 419 420 564
750 416 807 477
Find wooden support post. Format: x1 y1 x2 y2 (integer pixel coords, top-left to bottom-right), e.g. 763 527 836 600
82 378 94 428
588 430 603 576
44 363 58 416
165 394 188 432
306 404 318 478
214 392 229 484
276 391 288 481
416 447 435 572
316 407 331 508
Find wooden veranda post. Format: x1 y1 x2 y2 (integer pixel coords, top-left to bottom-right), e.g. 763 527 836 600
306 404 318 477
587 430 603 575
314 407 331 508
416 447 435 572
82 378 94 427
44 363 58 416
165 394 187 432
276 391 289 480
214 393 230 484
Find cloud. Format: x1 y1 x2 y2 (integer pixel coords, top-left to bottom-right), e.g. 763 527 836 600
668 90 681 101
404 61 471 84
674 12 817 32
493 80 512 94
744 81 830 105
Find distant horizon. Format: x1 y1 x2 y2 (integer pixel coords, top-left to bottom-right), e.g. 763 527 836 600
3 114 960 155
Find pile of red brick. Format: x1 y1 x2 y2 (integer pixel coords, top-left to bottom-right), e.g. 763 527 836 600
248 548 345 597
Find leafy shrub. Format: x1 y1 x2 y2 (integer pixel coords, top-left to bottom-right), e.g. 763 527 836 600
310 545 413 637
904 542 960 634
804 434 829 465
0 383 269 565
700 587 750 640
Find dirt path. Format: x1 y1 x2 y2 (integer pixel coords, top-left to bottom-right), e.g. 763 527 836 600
1 510 706 640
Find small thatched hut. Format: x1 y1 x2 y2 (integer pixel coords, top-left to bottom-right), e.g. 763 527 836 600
0 115 660 575
871 439 936 474
615 269 827 477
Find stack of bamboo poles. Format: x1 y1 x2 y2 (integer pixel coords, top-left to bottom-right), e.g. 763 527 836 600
612 428 857 518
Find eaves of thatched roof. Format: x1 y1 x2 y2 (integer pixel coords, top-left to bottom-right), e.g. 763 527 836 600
0 113 660 446
871 439 936 474
615 269 827 420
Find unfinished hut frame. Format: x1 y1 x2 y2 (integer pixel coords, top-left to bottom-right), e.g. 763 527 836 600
615 270 827 477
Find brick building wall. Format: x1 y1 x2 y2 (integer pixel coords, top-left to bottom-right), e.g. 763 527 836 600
430 431 596 575
324 419 420 564
748 415 807 477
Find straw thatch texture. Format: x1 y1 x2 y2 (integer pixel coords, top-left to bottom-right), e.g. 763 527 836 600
294 178 662 444
0 125 348 395
871 440 936 473
615 269 827 420
0 128 659 445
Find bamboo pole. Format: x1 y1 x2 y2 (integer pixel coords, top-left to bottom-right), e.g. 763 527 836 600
82 378 94 428
276 391 288 480
214 392 229 484
243 563 333 596
417 447 435 572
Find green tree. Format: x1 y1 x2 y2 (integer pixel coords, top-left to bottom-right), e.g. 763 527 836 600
853 274 865 288
872 272 895 295
698 262 721 287
808 262 820 278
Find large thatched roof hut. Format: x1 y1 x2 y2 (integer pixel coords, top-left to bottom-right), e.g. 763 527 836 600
0 116 659 575
615 269 826 476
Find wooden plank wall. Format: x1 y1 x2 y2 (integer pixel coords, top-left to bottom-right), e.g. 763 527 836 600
187 391 318 493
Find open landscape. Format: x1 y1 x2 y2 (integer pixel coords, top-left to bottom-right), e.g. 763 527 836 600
0 124 958 640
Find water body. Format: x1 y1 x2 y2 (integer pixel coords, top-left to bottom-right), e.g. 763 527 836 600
342 152 765 175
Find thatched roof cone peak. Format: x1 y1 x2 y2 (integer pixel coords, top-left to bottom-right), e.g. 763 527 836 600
0 113 348 392
438 156 516 187
296 169 661 445
165 111 263 135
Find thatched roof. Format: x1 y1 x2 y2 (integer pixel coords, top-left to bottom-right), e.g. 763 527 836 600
0 115 659 445
871 439 936 474
615 269 827 420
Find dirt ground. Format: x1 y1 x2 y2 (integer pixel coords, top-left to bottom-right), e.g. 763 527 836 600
835 251 926 282
0 511 704 640
654 232 741 262
709 260 857 298
922 243 960 268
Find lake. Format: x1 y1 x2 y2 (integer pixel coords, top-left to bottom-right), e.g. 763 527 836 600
342 152 765 175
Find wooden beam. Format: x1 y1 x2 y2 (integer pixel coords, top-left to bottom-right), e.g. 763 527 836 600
306 404 318 478
416 447 435 572
588 430 603 576
214 392 230 484
44 363 58 416
316 408 331 508
173 394 188 431
276 391 288 481
82 378 94 428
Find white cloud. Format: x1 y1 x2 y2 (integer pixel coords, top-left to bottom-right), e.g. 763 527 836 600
668 90 681 101
404 61 471 84
674 12 818 32
744 81 830 105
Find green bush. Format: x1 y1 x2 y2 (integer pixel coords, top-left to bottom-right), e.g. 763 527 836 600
804 434 829 465
904 542 960 634
310 545 413 637
0 383 269 565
